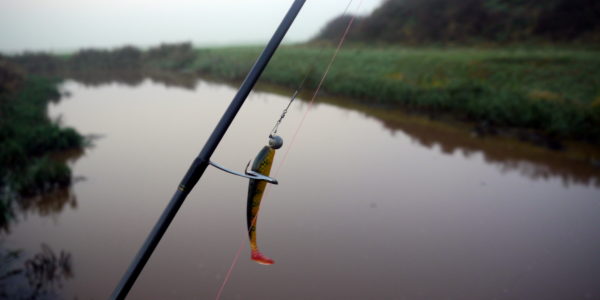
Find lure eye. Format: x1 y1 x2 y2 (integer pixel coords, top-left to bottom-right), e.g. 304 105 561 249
269 135 283 149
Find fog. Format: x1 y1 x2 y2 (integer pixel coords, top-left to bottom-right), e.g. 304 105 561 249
0 0 383 53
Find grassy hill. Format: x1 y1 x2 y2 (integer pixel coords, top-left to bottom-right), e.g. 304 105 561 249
315 0 600 45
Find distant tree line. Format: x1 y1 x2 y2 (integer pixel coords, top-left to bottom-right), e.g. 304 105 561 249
8 42 197 74
314 0 600 44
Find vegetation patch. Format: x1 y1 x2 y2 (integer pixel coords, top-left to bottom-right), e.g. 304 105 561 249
0 62 84 204
191 46 600 144
6 43 600 145
314 0 600 45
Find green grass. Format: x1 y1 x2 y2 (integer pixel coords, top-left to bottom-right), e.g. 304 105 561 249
0 76 85 201
191 46 600 143
8 44 600 143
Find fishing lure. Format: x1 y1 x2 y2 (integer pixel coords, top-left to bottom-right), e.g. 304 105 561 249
243 87 300 265
246 135 283 265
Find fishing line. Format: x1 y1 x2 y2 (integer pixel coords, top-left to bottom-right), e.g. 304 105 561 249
274 0 363 176
214 68 314 300
269 65 312 137
215 1 362 298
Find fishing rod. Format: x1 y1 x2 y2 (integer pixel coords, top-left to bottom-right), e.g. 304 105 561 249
110 0 306 298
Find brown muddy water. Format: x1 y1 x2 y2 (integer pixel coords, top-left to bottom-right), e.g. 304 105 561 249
3 77 600 299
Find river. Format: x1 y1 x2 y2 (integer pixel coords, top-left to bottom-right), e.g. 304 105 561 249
3 76 600 299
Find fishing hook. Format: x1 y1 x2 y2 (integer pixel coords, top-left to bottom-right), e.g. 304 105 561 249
208 160 278 184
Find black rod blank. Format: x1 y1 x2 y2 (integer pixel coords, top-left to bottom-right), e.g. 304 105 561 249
111 1 306 298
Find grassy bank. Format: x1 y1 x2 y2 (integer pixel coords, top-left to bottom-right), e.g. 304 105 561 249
7 44 600 145
0 63 84 207
192 46 600 144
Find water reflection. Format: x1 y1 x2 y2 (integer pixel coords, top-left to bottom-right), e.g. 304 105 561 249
54 70 199 90
61 72 600 187
17 188 78 220
0 149 83 233
333 102 600 187
0 199 15 234
0 244 73 300
39 75 600 299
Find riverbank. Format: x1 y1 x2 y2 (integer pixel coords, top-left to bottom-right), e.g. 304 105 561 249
0 62 84 210
192 45 600 145
6 44 600 146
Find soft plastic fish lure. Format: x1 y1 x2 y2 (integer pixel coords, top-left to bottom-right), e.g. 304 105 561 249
246 135 282 265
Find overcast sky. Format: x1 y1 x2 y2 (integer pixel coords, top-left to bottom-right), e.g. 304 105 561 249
0 0 383 53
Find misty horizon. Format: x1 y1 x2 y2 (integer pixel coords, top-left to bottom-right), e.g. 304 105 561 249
0 0 383 53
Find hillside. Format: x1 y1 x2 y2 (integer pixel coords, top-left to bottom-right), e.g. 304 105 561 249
315 0 600 44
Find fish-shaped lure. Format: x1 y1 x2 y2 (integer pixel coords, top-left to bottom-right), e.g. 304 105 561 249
247 135 283 265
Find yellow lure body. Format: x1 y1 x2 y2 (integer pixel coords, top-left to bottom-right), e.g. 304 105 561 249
246 145 276 265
